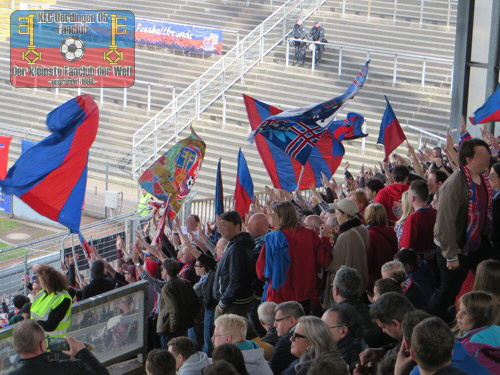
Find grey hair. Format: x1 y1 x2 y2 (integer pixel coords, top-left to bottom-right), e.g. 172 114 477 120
13 320 45 354
333 266 361 299
257 301 277 326
296 316 336 363
275 301 305 319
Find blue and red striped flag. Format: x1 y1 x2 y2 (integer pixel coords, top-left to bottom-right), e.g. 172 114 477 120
215 158 224 217
244 94 366 191
0 95 98 234
469 85 500 125
249 60 370 165
377 96 407 160
234 149 254 219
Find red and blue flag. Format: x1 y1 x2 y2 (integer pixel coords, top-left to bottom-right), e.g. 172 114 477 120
244 94 366 191
377 96 406 160
234 149 254 219
0 95 98 234
469 85 500 125
249 60 370 165
215 158 224 217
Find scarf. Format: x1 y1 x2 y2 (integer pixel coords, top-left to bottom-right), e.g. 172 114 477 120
262 230 291 301
461 165 493 253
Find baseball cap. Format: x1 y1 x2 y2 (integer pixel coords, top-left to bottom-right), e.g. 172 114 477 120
328 198 358 217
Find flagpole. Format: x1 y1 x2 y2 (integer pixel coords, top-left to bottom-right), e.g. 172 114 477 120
295 165 306 193
70 232 83 288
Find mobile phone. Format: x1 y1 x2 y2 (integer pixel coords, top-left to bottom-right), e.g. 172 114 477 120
47 338 70 351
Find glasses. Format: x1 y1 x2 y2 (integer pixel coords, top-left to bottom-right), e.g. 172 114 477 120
329 325 344 329
194 264 202 268
291 332 307 341
274 316 291 323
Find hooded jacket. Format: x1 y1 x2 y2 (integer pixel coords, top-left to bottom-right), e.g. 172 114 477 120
374 183 410 224
178 352 211 375
236 341 273 375
213 232 256 309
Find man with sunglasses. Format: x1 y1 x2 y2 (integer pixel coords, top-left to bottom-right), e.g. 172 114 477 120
9 320 109 375
268 301 304 375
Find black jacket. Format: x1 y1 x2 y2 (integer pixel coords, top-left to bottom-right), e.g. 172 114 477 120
337 335 366 372
269 331 296 375
81 276 115 300
292 23 307 39
213 232 255 309
8 349 109 375
309 25 325 42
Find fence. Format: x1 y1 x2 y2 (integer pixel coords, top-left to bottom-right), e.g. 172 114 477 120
337 0 457 29
132 0 328 178
0 211 150 298
0 280 148 374
284 39 454 91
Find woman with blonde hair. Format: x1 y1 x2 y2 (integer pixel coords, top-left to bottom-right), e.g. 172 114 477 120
364 203 398 292
257 202 331 313
282 316 342 375
455 291 500 373
394 191 414 244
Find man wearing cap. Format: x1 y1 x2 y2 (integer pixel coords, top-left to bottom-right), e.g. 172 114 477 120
323 198 369 308
309 21 326 65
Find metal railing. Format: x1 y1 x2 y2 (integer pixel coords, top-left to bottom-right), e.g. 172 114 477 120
0 211 141 297
338 0 457 30
132 0 327 178
405 124 446 149
285 39 454 89
0 281 148 374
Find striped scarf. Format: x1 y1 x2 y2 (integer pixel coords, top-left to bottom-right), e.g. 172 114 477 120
461 165 493 253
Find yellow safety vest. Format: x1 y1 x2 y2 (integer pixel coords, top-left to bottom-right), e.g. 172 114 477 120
137 193 153 216
31 290 72 338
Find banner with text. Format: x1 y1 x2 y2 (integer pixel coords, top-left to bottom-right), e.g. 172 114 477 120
10 10 135 88
135 19 223 54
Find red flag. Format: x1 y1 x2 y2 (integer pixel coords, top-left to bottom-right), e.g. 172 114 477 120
0 137 12 180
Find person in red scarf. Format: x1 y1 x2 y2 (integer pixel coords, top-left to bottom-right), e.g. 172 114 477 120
431 139 495 321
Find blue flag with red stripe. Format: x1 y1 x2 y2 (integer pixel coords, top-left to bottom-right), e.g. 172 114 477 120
377 96 406 160
469 85 500 125
234 149 254 219
215 158 224 217
0 95 98 234
249 60 370 165
244 94 366 191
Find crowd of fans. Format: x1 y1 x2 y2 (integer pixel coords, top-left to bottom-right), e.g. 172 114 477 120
1 126 499 375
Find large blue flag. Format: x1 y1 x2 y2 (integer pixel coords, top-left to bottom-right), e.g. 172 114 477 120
0 95 98 234
249 60 370 165
244 94 366 190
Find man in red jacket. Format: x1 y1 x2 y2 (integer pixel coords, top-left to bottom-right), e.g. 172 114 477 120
374 165 410 225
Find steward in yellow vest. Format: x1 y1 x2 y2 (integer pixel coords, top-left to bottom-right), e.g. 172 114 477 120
31 265 72 338
137 189 154 217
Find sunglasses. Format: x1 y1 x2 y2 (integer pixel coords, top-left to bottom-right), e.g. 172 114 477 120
291 332 307 341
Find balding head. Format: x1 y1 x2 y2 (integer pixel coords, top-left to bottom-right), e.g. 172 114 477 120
303 215 322 235
215 237 229 258
246 213 269 238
